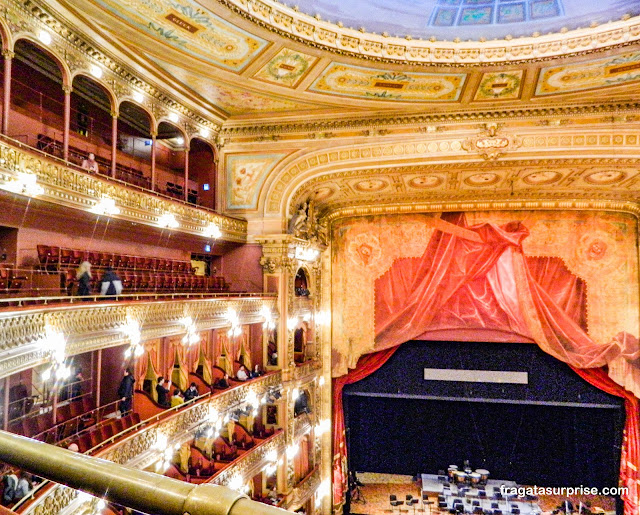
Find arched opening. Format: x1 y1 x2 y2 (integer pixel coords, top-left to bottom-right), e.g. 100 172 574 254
293 325 312 365
69 74 114 174
156 120 187 201
189 137 216 209
116 100 153 189
294 268 309 297
10 39 66 153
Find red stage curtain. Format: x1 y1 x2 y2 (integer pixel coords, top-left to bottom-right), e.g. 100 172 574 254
332 213 640 507
332 346 398 504
374 213 639 379
571 367 639 515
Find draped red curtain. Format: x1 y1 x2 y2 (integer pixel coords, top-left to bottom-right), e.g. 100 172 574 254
332 346 398 504
571 367 639 515
332 213 640 511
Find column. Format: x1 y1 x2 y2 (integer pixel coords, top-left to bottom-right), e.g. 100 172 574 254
150 132 157 191
2 378 9 431
62 85 72 161
110 113 118 178
184 144 190 202
2 50 13 136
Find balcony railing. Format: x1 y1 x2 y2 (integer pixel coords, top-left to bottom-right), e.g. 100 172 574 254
0 294 277 378
17 371 284 514
0 136 246 242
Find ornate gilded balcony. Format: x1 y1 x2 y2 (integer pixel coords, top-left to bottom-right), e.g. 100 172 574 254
0 139 246 242
0 294 277 378
21 371 284 514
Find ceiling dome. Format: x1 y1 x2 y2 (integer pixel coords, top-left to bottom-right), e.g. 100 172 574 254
287 0 639 40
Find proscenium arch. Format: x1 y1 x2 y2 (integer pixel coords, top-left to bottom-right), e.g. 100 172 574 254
259 128 640 220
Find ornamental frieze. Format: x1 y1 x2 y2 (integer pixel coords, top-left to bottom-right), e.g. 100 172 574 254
0 296 277 378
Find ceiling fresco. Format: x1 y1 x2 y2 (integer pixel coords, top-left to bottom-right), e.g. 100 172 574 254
536 50 640 95
89 0 268 71
284 0 640 40
309 63 467 102
146 55 335 116
70 0 640 122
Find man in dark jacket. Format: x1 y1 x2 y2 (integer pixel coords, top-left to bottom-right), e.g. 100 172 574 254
117 368 135 414
100 267 123 297
156 377 171 408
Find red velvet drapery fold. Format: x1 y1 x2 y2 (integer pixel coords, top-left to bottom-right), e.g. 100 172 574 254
571 367 639 515
374 213 639 371
332 346 399 504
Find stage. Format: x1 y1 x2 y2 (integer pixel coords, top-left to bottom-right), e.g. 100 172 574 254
347 473 616 515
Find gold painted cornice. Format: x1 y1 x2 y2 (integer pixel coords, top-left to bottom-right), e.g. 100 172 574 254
0 295 276 379
214 0 640 65
325 199 640 224
220 102 640 139
0 140 246 241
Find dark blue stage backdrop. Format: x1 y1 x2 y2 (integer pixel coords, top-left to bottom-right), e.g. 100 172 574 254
343 340 624 488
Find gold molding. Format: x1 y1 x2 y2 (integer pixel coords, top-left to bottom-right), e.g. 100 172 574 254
325 198 640 224
220 102 640 138
0 139 247 241
0 296 276 379
265 130 640 215
215 0 640 65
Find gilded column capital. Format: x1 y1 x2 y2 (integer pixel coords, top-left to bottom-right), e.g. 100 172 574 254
2 49 14 59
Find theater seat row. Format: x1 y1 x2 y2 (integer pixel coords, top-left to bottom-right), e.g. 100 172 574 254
62 269 229 295
37 245 193 274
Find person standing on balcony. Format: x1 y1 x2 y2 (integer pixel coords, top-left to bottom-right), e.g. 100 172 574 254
76 261 92 297
117 368 135 415
100 267 123 297
81 153 99 174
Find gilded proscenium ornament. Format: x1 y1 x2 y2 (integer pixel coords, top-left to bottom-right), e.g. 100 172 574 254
0 296 276 379
0 141 245 241
462 123 523 160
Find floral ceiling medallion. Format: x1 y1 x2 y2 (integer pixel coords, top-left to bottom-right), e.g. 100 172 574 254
462 123 522 160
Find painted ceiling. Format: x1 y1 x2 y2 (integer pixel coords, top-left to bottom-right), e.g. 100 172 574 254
68 0 640 121
287 0 640 40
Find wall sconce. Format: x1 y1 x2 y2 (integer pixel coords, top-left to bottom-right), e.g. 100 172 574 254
38 30 52 45
3 171 44 197
38 327 69 382
133 91 144 103
158 213 179 229
90 197 120 216
204 223 221 239
200 128 210 139
180 317 199 346
122 318 143 359
169 113 179 123
260 306 276 330
225 308 242 337
295 246 320 262
287 317 298 331
90 64 103 79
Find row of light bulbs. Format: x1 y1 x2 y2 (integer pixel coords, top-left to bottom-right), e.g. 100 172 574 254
0 168 222 238
36 30 211 139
